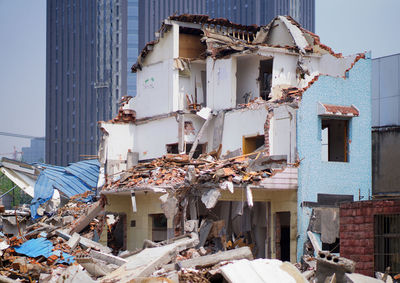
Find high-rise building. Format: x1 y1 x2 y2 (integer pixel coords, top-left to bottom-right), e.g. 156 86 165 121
46 0 138 165
46 0 314 165
22 138 45 163
46 0 99 165
138 0 315 51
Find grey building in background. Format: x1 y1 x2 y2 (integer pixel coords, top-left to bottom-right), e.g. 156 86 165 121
22 138 45 164
138 0 315 51
46 0 138 166
371 53 400 196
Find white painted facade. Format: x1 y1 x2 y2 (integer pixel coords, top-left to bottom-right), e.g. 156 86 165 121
99 16 363 179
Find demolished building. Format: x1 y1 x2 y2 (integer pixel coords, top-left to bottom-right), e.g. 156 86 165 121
97 14 372 263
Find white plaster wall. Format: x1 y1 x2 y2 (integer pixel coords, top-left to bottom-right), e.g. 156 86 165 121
134 116 179 160
130 60 175 118
272 53 298 87
207 57 237 110
142 27 175 65
270 105 297 163
318 54 358 77
101 123 135 161
236 55 260 103
221 107 268 154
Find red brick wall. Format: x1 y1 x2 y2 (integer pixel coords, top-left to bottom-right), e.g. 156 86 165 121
264 111 273 155
340 200 400 276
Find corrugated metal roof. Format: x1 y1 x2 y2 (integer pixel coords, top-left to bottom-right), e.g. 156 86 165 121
30 159 100 218
14 238 74 264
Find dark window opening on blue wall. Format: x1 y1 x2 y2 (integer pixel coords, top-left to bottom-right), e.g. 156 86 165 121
321 119 349 162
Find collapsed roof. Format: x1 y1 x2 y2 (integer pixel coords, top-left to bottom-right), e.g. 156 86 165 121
132 14 343 72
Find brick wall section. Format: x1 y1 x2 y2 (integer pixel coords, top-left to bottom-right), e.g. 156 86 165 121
340 200 400 276
264 111 273 155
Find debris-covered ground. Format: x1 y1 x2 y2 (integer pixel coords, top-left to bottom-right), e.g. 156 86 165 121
0 181 397 283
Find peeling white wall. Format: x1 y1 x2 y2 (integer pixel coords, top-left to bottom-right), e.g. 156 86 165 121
129 24 179 119
272 53 298 88
221 107 268 154
101 122 135 162
142 26 176 65
236 55 260 104
131 61 175 118
207 57 237 110
134 116 179 160
318 54 358 77
270 105 297 163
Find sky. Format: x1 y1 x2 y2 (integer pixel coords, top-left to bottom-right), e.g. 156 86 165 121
0 0 400 160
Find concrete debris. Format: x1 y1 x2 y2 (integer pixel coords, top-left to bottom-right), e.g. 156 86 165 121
220 258 308 283
201 188 221 209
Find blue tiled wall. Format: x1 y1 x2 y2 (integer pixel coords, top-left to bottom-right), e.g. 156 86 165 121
296 58 372 260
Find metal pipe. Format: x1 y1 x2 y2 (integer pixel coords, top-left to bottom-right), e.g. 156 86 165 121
0 185 17 200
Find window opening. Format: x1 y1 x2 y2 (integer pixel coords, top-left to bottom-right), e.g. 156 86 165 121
166 143 206 158
259 59 273 100
321 119 349 162
275 212 290 261
106 213 127 255
243 135 265 155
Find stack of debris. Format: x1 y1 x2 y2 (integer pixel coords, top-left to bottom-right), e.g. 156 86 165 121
105 151 288 192
0 185 395 282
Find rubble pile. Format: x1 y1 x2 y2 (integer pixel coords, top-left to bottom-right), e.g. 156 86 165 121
105 152 288 192
0 177 396 282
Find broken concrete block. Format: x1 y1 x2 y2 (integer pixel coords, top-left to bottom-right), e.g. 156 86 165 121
160 194 178 219
90 250 127 266
201 189 220 209
56 229 112 254
184 220 198 233
55 265 95 283
101 244 178 282
196 220 213 248
62 215 74 226
219 258 308 283
70 200 104 234
316 251 355 283
76 256 112 277
66 232 80 250
163 247 254 273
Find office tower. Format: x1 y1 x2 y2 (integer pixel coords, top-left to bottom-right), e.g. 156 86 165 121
22 138 45 163
138 0 315 51
46 0 137 165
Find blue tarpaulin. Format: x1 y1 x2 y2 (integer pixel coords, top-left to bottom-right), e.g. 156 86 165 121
30 159 100 218
14 238 75 264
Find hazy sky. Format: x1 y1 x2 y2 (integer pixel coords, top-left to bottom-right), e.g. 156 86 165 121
0 0 400 160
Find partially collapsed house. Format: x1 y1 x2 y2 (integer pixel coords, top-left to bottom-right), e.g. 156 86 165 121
98 14 371 262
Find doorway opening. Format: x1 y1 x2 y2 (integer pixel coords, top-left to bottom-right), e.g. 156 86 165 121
276 211 290 261
106 212 127 255
259 59 273 100
243 135 265 154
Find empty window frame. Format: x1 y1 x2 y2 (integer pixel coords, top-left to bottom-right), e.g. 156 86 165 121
259 59 273 100
243 135 265 155
321 119 349 162
166 143 206 158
